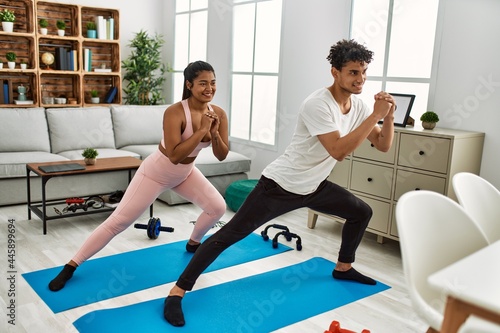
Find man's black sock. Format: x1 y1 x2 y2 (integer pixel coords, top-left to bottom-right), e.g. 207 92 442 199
332 267 376 285
48 264 76 291
164 296 185 327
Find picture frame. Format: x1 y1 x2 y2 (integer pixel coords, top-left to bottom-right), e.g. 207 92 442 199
379 93 416 127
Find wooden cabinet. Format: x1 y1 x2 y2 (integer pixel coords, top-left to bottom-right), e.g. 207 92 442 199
308 126 485 243
0 0 120 107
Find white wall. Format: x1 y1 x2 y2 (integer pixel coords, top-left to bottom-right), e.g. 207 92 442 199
433 0 500 188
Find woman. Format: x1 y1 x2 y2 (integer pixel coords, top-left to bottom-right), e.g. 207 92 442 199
49 61 229 291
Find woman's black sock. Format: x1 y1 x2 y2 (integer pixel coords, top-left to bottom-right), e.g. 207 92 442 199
332 267 376 285
164 296 185 326
48 264 76 291
185 242 200 253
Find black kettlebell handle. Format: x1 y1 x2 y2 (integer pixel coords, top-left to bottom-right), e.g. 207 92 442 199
261 223 290 241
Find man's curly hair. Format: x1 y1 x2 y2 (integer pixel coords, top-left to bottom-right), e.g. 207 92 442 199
326 39 374 70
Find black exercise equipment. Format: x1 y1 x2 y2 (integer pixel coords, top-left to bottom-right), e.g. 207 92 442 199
261 223 291 241
272 231 302 251
134 217 174 239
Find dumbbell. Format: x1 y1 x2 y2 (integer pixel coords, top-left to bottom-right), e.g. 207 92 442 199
261 223 292 241
134 217 174 239
273 231 302 251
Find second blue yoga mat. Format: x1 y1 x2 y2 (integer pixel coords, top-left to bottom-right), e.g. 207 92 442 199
73 257 390 333
22 233 292 313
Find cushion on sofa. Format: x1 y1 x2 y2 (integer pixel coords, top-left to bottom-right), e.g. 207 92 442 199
111 105 169 148
46 107 116 154
119 145 157 160
0 108 51 153
0 152 68 178
57 148 140 160
195 149 251 177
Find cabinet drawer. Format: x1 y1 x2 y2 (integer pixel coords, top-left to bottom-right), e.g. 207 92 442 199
350 161 394 199
394 170 447 200
328 158 350 188
354 133 397 164
398 133 451 174
356 195 390 234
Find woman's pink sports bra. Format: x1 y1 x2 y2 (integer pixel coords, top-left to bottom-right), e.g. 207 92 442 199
161 99 212 158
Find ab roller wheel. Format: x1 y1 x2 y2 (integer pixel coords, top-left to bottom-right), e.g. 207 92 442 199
134 217 174 239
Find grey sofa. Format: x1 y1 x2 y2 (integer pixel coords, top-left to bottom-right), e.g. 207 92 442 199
0 106 251 206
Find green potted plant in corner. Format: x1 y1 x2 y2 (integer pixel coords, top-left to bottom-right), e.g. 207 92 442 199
39 18 49 35
122 30 169 105
56 20 66 36
420 111 440 130
82 148 98 165
6 52 16 69
90 89 99 103
0 9 15 33
86 21 96 38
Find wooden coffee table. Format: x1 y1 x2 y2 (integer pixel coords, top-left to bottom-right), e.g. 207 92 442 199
26 157 153 234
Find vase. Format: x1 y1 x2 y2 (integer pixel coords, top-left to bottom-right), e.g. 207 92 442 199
87 30 96 38
57 29 65 36
7 61 15 69
2 22 14 33
422 121 436 130
91 97 100 104
84 158 96 165
40 28 48 35
20 63 27 70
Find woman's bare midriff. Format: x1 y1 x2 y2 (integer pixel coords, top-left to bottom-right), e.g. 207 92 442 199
158 144 196 165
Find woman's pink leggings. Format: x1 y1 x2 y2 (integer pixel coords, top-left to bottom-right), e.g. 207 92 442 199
72 150 226 265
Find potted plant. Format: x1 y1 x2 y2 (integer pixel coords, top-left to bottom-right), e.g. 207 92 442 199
39 18 49 35
86 21 96 38
20 59 27 70
82 148 98 165
6 52 16 69
0 9 15 33
420 111 440 130
56 20 66 36
90 89 99 103
122 30 168 105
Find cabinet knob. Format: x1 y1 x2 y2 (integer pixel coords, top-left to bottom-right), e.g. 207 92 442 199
419 151 425 155
367 177 373 182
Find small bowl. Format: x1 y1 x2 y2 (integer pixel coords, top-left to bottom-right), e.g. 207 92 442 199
43 97 54 104
54 97 67 104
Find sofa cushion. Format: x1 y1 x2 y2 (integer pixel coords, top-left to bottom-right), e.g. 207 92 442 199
111 105 169 148
58 148 140 160
46 107 116 154
0 152 68 178
119 145 157 160
195 149 251 177
0 108 51 152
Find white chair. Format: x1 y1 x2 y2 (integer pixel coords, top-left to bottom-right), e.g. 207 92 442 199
453 172 500 244
396 190 500 333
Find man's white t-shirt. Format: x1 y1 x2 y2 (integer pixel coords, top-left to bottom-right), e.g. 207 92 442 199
262 87 372 195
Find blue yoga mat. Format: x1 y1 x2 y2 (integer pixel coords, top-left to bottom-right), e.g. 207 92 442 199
73 257 390 333
22 233 292 313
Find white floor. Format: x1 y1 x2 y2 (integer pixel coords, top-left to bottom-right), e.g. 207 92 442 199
0 200 427 333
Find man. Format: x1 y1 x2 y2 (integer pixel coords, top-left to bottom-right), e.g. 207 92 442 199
164 39 396 327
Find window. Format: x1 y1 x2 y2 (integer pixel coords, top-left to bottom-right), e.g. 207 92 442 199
351 0 440 121
173 0 208 100
230 0 282 146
